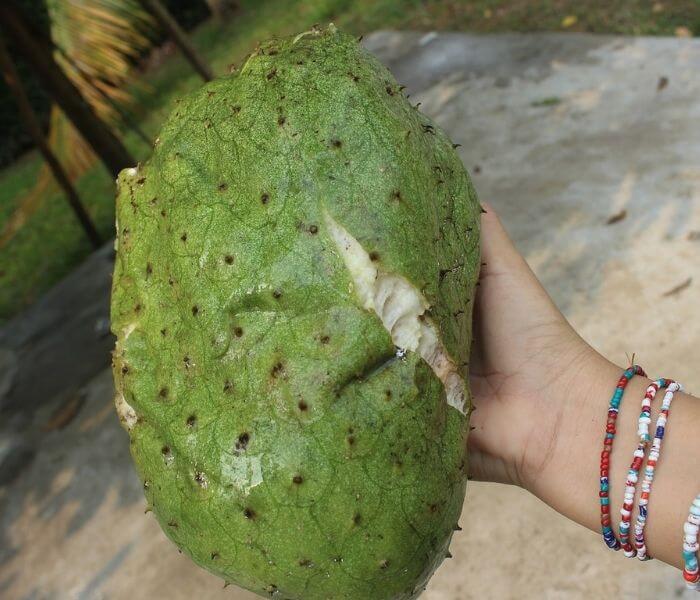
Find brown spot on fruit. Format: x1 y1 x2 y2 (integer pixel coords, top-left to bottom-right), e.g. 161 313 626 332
271 362 284 378
277 115 286 126
320 335 330 344
308 224 318 234
298 400 308 411
292 474 303 484
331 139 342 149
186 414 197 427
369 251 380 261
379 559 390 570
261 193 270 205
272 289 282 299
223 380 233 393
234 327 244 337
191 305 199 316
146 263 153 276
235 432 250 451
224 254 234 265
352 512 362 526
158 387 168 399
218 182 228 191
243 507 256 519
180 232 187 242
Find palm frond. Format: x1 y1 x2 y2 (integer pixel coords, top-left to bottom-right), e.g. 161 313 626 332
48 0 154 123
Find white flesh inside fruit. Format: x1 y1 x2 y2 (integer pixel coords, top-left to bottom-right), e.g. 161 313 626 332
324 211 468 413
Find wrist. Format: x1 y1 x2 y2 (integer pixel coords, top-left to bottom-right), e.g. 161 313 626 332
519 340 618 496
523 345 643 534
520 350 700 569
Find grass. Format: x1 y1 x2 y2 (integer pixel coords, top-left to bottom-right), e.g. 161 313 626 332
1 0 698 322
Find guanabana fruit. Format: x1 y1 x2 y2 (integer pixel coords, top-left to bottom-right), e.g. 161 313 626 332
111 24 481 600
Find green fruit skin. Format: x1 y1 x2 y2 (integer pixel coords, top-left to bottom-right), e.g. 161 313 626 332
111 26 480 600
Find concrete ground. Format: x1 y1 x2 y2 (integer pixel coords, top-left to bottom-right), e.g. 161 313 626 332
1 31 699 599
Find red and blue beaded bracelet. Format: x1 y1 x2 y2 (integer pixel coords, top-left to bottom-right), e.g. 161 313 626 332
599 364 646 550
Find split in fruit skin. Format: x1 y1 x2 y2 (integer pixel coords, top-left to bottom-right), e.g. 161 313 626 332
324 210 468 414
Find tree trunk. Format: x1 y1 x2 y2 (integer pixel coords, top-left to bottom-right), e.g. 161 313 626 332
0 38 102 249
0 0 135 179
138 0 213 82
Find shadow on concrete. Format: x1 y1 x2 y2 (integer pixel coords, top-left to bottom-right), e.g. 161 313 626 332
0 370 142 597
0 243 115 419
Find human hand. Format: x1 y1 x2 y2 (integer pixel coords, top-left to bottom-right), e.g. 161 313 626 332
467 205 613 491
465 205 700 572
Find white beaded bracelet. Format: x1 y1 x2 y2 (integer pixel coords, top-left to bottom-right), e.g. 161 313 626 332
683 494 700 591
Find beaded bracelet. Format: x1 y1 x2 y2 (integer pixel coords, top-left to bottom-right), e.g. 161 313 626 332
600 364 646 550
633 381 681 560
618 379 673 557
683 494 700 591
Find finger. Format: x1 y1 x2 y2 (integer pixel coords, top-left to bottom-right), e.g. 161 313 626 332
477 203 561 316
479 202 530 277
